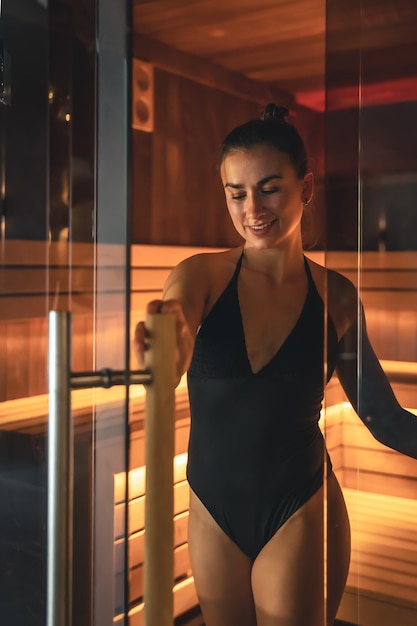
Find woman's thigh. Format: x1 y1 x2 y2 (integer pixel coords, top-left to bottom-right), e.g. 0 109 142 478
251 473 351 626
187 489 257 626
326 472 351 623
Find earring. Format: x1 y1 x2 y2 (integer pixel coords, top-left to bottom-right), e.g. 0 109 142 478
303 198 309 206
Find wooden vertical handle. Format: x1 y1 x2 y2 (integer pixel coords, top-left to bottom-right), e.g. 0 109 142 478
144 312 177 626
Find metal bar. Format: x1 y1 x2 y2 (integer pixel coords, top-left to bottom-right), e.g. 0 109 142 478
70 368 152 389
47 311 73 626
144 313 177 626
47 310 176 626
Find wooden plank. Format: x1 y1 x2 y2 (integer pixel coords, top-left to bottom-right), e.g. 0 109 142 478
339 587 417 626
349 538 417 565
131 267 171 290
0 323 6 401
343 446 417 477
175 424 190 457
173 542 193 580
5 319 31 400
346 567 417 604
115 452 187 505
124 513 189 573
343 471 417 499
132 130 153 244
71 314 94 375
128 543 192 605
132 0 327 95
342 488 417 613
173 480 190 516
130 244 223 267
148 68 255 247
120 480 190 538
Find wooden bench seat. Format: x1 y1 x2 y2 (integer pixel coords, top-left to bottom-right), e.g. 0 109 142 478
338 489 417 626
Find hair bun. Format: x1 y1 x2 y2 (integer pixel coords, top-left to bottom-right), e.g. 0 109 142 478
261 103 289 122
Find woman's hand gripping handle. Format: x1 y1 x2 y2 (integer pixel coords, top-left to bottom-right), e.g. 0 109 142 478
134 299 195 388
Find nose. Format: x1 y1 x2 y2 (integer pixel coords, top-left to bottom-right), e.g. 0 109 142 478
245 192 265 220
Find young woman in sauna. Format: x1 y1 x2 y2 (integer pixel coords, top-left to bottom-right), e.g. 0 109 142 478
134 104 417 626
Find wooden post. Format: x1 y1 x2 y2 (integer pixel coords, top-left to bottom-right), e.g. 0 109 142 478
144 313 177 626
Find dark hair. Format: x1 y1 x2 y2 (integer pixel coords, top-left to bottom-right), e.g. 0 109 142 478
218 103 308 179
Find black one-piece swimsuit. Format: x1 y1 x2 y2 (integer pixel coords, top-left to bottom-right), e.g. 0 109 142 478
187 252 340 560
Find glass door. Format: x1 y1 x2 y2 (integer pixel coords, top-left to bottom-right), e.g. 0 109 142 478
325 1 417 624
0 1 133 625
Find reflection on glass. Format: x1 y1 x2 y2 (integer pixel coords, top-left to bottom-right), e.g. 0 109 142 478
0 1 131 625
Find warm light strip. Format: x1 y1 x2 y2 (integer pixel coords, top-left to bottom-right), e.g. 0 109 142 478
382 360 417 377
114 452 188 504
0 386 138 428
0 374 188 428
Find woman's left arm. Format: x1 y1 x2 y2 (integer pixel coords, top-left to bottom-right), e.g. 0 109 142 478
336 305 417 460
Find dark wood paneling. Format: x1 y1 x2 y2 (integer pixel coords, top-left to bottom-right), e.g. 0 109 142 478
131 35 319 247
133 66 260 246
0 323 6 402
132 130 153 244
133 0 325 100
133 0 417 112
152 68 251 246
133 34 295 107
131 30 329 247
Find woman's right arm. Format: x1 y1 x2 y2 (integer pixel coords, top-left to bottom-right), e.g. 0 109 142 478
134 254 210 387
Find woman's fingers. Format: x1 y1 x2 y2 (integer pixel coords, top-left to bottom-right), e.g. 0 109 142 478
134 299 186 369
133 300 162 365
146 299 164 315
133 320 148 367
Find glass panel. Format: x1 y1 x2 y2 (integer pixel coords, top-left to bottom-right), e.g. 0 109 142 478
0 1 132 625
93 0 131 623
0 3 50 625
325 1 417 624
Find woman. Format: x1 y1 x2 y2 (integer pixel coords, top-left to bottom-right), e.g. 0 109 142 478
135 104 417 626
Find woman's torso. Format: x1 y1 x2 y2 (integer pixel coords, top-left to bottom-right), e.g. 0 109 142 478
187 248 340 501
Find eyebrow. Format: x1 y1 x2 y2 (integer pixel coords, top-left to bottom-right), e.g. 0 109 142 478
224 174 283 189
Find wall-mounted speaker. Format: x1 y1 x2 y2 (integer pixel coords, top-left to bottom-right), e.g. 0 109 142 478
132 59 154 132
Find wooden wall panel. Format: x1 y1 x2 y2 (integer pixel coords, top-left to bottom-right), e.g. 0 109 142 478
5 320 32 401
339 489 417 626
131 35 318 247
28 317 47 397
2 245 417 401
131 130 153 244
132 66 259 246
0 322 6 402
133 34 294 109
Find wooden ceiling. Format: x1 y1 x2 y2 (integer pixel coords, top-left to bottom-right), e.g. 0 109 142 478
133 0 417 111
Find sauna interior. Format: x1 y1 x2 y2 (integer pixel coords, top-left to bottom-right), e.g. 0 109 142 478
1 1 417 625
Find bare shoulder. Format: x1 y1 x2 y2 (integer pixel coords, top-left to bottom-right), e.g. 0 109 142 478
163 247 243 328
164 248 240 293
306 257 358 338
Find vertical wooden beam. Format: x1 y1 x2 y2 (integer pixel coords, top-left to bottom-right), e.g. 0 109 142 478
144 313 176 626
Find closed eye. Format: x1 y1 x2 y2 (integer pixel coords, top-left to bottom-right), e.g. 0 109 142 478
261 187 279 195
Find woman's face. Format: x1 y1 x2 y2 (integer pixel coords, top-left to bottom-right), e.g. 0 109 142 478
220 145 312 250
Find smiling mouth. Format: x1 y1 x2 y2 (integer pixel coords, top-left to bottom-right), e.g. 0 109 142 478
247 221 274 231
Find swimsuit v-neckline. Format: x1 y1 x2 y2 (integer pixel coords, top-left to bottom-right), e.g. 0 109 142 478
234 253 312 376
